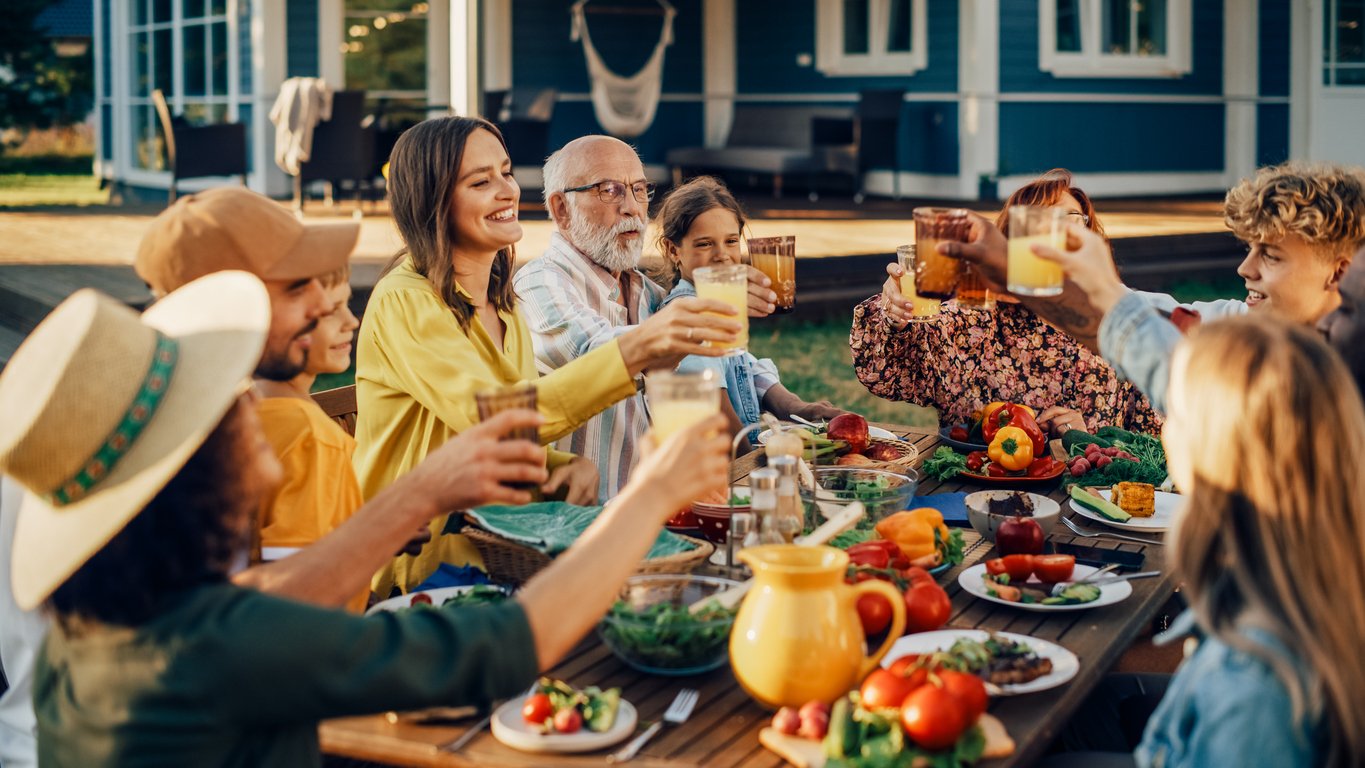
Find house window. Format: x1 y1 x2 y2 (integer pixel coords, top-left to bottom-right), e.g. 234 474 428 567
1324 0 1365 87
127 0 238 171
816 0 927 77
342 0 429 99
1039 0 1192 78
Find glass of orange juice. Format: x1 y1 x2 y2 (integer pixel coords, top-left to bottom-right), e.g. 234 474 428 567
912 207 972 300
894 245 942 323
693 264 749 356
1007 205 1066 296
647 370 720 443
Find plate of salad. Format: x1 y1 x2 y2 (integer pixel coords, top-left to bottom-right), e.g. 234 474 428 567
365 584 510 615
957 561 1132 612
491 677 636 753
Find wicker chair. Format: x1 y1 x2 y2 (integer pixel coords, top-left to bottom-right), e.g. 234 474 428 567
152 89 248 203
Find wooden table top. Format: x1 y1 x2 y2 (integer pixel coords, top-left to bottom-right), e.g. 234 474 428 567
321 425 1176 767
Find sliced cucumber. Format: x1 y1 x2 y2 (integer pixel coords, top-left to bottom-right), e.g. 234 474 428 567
1069 485 1132 523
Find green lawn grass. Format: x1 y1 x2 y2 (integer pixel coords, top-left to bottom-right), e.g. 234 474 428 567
0 173 108 207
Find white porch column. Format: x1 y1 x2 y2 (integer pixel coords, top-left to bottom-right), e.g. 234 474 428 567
703 0 735 148
252 0 289 195
1288 0 1313 160
958 0 999 200
450 0 479 116
482 0 512 99
1223 0 1258 185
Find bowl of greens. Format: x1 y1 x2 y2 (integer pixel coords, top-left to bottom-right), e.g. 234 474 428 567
598 574 743 676
800 467 918 529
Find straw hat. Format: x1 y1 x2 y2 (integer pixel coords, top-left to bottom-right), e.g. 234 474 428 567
0 271 269 609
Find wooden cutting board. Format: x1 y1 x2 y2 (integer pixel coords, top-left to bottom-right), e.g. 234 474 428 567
759 713 1015 767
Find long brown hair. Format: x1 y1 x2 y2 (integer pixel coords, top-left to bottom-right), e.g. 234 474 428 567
653 176 748 288
386 117 517 330
995 168 1104 239
1167 316 1365 766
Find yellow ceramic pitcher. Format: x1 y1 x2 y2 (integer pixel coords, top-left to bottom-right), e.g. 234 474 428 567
730 545 906 709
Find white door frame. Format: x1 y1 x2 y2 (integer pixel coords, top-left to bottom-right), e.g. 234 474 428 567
1290 0 1365 164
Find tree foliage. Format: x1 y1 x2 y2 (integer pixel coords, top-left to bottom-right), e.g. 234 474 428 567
0 0 94 135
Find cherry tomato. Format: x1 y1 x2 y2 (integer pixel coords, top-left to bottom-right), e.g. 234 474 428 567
856 593 893 636
552 706 583 734
521 693 554 725
860 668 920 710
904 581 951 633
965 451 987 472
949 425 970 442
901 684 971 750
901 565 936 588
986 463 1008 477
937 670 989 722
1031 554 1076 582
409 592 433 606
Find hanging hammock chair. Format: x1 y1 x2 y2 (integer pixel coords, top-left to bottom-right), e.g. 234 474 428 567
569 0 676 138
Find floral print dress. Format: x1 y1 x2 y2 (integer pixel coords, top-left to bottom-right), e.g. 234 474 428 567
849 295 1162 434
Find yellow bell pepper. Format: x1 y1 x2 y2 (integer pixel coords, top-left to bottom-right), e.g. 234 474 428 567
988 425 1034 471
875 509 942 562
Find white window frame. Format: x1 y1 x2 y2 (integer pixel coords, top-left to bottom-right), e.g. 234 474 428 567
1039 0 1193 79
815 0 928 77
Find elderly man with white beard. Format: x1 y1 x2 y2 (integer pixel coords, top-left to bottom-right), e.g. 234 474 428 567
516 136 779 499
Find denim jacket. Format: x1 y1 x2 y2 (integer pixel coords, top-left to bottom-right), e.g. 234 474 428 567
661 280 780 431
1098 291 1248 415
1136 611 1322 768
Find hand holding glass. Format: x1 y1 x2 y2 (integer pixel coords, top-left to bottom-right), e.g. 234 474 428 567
693 264 749 356
912 207 972 300
474 384 542 490
647 370 720 443
1007 205 1067 297
748 236 796 314
894 245 942 322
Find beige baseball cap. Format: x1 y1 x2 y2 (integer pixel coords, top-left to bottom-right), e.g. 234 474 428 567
135 187 359 294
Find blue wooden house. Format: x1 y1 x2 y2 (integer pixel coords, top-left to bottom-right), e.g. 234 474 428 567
92 0 1364 201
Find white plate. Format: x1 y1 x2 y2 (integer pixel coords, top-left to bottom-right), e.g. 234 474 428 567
366 586 476 615
757 425 897 445
1069 488 1182 532
490 695 638 754
957 563 1132 612
882 629 1080 696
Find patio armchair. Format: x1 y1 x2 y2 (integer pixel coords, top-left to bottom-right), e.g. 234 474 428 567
292 90 377 213
152 89 249 203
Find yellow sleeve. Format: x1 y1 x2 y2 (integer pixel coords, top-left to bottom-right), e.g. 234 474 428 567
546 448 578 471
364 288 636 443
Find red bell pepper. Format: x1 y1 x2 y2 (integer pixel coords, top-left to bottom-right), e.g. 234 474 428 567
965 451 988 472
982 403 1047 456
1026 456 1058 478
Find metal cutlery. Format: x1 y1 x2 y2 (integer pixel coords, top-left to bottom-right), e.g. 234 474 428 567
439 682 536 753
1062 515 1165 546
1050 569 1161 596
609 688 698 763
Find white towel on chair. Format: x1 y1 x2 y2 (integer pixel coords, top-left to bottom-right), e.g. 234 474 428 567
269 77 334 176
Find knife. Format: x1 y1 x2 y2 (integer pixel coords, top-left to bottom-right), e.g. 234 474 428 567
1050 570 1160 596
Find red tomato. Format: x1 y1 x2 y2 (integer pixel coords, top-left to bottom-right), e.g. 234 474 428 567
410 592 433 606
552 706 583 734
949 425 970 442
901 684 971 750
1001 554 1036 581
983 558 1009 577
986 463 1008 477
521 693 554 725
1031 554 1076 582
887 654 936 690
903 582 951 633
901 566 936 588
860 669 919 710
856 593 893 636
937 671 989 722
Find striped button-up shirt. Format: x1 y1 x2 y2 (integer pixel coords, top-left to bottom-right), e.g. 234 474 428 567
514 233 668 499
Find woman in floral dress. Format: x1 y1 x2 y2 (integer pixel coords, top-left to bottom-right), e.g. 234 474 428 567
849 169 1161 435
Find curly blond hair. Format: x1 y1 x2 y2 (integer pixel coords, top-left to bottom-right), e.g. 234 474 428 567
1224 163 1365 261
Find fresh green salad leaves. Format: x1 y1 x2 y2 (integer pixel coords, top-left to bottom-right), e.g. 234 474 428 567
922 448 967 481
600 597 737 670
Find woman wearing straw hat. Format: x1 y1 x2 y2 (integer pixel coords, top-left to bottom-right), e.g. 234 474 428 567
0 271 729 765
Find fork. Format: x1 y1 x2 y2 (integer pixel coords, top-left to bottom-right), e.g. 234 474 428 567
609 688 698 763
1062 515 1165 546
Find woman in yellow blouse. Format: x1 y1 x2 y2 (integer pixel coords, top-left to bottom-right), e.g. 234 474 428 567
355 116 740 596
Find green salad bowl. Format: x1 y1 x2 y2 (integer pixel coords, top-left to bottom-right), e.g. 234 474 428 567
597 574 743 676
800 466 918 529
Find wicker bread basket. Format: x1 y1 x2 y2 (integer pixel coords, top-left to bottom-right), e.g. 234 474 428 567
464 526 715 588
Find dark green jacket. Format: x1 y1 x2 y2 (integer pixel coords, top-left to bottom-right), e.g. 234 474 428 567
34 583 537 767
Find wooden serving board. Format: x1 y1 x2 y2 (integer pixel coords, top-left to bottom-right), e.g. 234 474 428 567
759 714 1015 768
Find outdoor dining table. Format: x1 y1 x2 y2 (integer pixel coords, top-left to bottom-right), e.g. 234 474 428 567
320 423 1178 767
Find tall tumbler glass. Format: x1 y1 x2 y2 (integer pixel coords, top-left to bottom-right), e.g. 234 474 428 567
693 264 750 356
748 236 797 314
647 370 720 443
912 207 972 300
894 245 942 323
474 383 541 490
956 265 997 311
1007 205 1067 297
